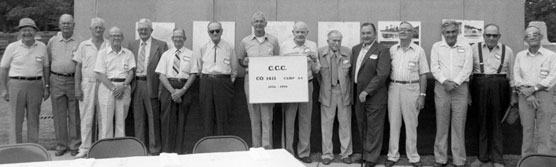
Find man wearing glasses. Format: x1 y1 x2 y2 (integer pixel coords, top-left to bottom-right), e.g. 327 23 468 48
513 26 556 157
385 22 428 167
191 21 238 136
469 24 514 167
94 27 136 139
127 18 168 155
430 21 473 167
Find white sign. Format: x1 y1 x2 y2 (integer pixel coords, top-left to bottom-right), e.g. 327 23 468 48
441 19 484 44
318 22 360 48
265 21 295 44
248 56 308 103
192 21 235 52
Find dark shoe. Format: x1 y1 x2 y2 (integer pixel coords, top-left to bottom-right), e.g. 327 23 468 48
434 162 447 167
365 161 376 167
70 150 78 156
385 160 397 167
55 149 68 156
342 157 352 164
299 157 312 163
411 161 423 167
322 158 332 165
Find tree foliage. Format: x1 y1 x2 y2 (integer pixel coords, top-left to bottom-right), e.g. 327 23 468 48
526 0 556 42
0 0 73 32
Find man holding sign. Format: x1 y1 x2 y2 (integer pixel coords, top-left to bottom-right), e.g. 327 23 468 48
279 21 320 163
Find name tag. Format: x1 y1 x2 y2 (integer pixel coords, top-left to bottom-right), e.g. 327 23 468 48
370 54 378 59
457 49 465 53
223 58 230 65
124 64 129 71
408 62 416 67
343 60 349 64
540 70 549 76
35 56 44 62
183 55 190 62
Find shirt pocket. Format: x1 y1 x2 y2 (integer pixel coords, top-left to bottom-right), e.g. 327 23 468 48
539 64 550 79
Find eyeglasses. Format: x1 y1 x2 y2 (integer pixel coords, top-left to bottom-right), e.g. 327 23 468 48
209 29 221 34
110 34 123 38
484 34 500 38
526 33 540 38
444 30 457 34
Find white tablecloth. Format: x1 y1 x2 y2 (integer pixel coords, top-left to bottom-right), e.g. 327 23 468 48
1 149 305 167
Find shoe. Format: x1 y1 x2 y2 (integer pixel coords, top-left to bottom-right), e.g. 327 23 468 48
385 160 396 167
342 157 352 164
70 150 78 156
470 159 483 167
364 161 376 167
74 151 87 158
434 162 447 167
322 158 332 165
55 149 68 156
299 157 312 163
493 163 504 167
411 161 423 167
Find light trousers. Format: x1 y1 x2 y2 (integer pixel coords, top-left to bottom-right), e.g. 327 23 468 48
245 74 274 149
97 82 131 139
387 83 421 163
518 88 554 156
78 80 98 152
434 82 468 166
283 81 313 158
8 79 43 144
321 86 352 159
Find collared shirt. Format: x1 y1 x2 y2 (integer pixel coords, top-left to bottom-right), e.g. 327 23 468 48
47 34 79 73
190 40 238 79
237 33 280 70
73 38 109 82
136 37 152 76
155 46 193 79
354 41 375 83
0 40 49 77
389 43 429 81
513 47 556 89
94 46 136 79
472 42 515 77
430 40 473 84
279 39 320 80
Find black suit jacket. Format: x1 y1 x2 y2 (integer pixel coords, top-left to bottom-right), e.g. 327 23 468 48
351 42 391 104
127 38 168 98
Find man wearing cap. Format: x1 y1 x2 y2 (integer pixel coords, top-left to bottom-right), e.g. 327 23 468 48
127 18 167 155
94 27 136 139
237 11 280 149
156 28 196 153
47 14 81 157
0 18 50 144
191 21 238 136
279 21 320 163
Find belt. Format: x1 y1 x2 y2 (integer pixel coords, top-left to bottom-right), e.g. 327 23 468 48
308 78 313 82
109 78 125 82
135 76 147 80
9 76 42 80
200 74 231 79
51 71 74 77
391 79 419 84
167 78 188 82
473 74 506 78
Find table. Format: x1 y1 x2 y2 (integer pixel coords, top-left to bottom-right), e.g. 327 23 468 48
1 149 305 167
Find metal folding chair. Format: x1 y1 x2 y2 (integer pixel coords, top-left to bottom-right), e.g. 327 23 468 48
517 153 556 167
87 137 147 159
192 135 249 153
0 143 50 164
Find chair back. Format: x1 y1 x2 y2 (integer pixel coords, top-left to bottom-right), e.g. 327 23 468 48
88 137 147 159
192 135 248 153
518 153 556 167
0 143 50 164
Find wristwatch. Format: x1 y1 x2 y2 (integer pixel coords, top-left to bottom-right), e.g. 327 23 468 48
533 86 539 91
419 93 426 97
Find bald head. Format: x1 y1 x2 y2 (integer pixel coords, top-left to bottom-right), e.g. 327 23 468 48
137 18 153 41
524 26 543 48
293 21 309 44
58 14 74 37
109 26 124 48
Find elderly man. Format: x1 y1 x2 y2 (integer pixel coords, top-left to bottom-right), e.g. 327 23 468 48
191 21 238 136
47 14 80 157
237 11 280 149
317 30 352 165
279 21 320 163
73 18 109 158
156 28 196 153
94 27 136 139
385 22 428 167
514 26 556 157
469 24 514 167
0 18 49 144
430 21 473 167
352 23 391 167
127 18 167 155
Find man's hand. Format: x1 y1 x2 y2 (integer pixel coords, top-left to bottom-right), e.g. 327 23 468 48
242 57 249 66
416 96 425 110
1 90 8 102
171 88 186 101
307 52 318 62
525 95 540 109
359 91 368 103
442 80 457 92
112 85 125 99
75 88 83 101
519 87 535 97
510 93 518 106
43 88 50 101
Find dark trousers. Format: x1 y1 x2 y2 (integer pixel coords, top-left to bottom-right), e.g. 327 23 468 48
354 87 387 163
132 80 161 154
199 76 233 136
160 80 194 153
470 75 509 163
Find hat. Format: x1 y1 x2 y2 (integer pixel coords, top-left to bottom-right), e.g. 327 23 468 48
17 18 39 31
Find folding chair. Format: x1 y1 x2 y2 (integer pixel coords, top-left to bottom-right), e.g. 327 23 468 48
192 135 249 153
517 153 556 167
0 143 50 164
88 137 147 159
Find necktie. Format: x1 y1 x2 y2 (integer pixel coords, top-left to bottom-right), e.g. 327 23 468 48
331 52 339 86
214 45 217 62
137 42 146 73
173 50 181 76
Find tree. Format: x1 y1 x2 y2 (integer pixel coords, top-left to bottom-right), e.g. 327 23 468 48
1 0 73 32
526 0 556 42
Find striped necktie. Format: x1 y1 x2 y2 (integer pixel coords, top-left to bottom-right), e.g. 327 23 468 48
137 42 146 73
173 49 181 76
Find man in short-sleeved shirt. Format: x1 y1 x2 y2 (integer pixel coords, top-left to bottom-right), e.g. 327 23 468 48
0 18 49 144
94 27 136 139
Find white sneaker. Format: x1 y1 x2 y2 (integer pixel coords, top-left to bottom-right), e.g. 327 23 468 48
74 151 87 158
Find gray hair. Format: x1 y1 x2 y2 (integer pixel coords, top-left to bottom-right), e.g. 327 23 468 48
138 18 152 29
90 18 105 27
441 21 459 32
251 11 267 22
327 30 342 38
